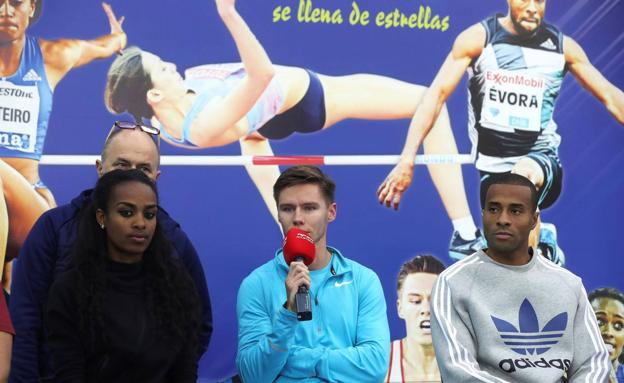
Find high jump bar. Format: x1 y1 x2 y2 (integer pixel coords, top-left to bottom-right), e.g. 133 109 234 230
40 154 474 166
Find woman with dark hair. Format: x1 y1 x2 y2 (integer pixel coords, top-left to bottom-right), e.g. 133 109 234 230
45 169 200 382
386 254 445 383
104 0 479 250
589 287 624 383
0 0 126 289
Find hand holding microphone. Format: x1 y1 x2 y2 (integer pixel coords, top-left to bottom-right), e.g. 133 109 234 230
283 228 315 321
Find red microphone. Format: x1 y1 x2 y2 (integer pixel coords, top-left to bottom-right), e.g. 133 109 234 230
283 228 315 266
282 228 315 321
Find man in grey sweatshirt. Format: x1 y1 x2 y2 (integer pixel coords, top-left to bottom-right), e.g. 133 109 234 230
431 173 609 382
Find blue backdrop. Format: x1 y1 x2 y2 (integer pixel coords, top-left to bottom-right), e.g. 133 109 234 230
27 0 624 380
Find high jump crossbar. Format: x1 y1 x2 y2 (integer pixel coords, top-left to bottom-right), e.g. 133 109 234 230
40 154 474 166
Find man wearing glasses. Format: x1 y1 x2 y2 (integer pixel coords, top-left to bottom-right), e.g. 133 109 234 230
8 122 213 382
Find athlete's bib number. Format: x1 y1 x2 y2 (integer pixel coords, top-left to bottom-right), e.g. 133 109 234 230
0 80 40 153
480 70 545 133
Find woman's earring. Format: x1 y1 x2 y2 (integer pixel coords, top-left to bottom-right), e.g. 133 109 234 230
100 223 105 229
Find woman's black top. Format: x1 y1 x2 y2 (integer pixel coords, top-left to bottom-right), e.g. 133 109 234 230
45 259 197 382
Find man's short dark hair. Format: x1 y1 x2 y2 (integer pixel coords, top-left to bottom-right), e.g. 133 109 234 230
588 287 624 307
273 166 336 205
480 173 538 212
396 254 446 293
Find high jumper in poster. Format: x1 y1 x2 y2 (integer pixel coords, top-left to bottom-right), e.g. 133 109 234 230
104 0 480 252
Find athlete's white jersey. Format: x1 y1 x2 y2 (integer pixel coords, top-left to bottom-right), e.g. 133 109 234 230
468 15 566 172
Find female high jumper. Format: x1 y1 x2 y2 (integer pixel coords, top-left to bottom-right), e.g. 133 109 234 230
105 0 479 254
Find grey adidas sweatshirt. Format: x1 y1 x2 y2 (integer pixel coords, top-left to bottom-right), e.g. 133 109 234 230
430 250 609 383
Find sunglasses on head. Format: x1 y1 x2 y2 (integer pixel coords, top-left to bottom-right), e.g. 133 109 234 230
106 121 161 147
113 121 160 135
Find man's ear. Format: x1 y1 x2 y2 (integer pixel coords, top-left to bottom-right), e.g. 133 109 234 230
95 159 104 178
530 210 540 230
397 298 405 319
327 202 337 223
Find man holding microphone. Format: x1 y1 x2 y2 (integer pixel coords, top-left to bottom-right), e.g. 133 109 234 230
236 165 389 382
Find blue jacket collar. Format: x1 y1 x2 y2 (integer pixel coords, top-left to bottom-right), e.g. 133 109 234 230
71 188 93 210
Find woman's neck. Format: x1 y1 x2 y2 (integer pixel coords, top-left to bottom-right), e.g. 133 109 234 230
0 36 25 77
153 92 195 138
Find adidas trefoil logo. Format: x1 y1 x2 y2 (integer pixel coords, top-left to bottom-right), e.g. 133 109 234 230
540 38 557 50
491 298 567 355
22 69 41 82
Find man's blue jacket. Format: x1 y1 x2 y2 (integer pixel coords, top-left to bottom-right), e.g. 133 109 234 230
236 247 390 382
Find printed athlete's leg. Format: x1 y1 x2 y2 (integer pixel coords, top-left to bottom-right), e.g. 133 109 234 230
319 74 425 127
0 327 11 380
239 135 281 230
511 157 544 249
511 157 545 189
2 261 11 293
35 186 57 208
422 103 472 220
320 74 473 221
426 107 481 259
0 160 50 261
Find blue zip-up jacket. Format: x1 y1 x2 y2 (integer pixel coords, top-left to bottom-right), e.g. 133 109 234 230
9 189 212 383
236 247 390 382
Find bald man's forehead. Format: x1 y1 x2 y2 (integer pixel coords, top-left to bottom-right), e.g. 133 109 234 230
103 129 160 166
111 128 158 145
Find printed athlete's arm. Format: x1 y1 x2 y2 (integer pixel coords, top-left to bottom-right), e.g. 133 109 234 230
40 3 126 90
189 0 275 147
377 23 484 210
565 36 624 125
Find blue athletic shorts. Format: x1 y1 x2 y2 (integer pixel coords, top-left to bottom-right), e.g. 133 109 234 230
480 150 563 209
257 69 326 140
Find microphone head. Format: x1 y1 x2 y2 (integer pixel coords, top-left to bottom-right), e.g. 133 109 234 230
283 228 316 266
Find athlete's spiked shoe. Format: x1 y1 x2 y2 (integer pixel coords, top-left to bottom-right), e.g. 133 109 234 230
449 230 485 261
537 222 566 267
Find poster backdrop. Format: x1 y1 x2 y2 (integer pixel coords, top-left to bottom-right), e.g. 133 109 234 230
22 0 624 380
